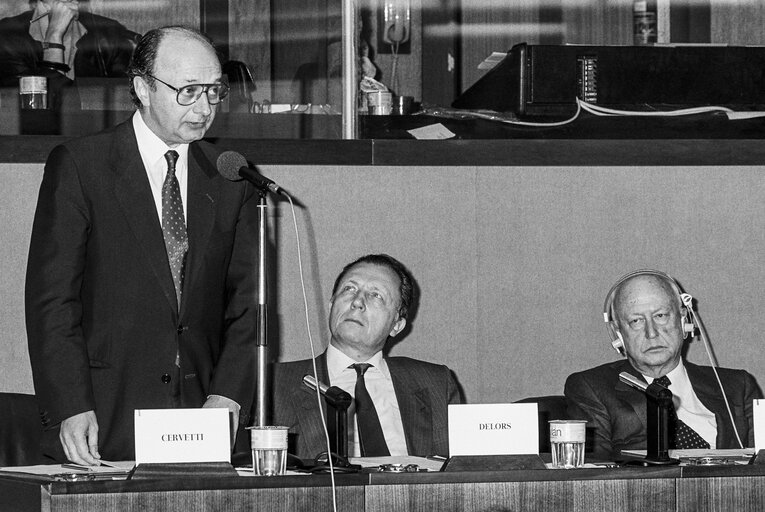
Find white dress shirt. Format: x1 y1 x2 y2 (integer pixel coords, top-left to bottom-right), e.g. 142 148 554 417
326 344 408 457
644 360 717 448
132 111 189 224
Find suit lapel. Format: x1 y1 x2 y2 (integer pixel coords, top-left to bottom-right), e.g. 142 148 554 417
111 121 178 314
614 361 650 433
389 359 432 456
180 143 219 318
293 355 331 454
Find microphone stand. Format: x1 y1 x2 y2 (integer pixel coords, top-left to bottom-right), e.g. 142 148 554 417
303 376 358 470
643 381 679 465
255 190 268 427
619 373 679 466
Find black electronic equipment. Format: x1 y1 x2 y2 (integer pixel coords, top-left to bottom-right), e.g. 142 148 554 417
452 43 765 117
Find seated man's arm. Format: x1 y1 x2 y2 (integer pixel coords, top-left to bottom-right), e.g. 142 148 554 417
564 372 615 461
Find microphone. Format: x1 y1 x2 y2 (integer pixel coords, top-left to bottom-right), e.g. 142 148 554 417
303 374 329 395
302 375 353 409
216 150 283 195
619 372 672 401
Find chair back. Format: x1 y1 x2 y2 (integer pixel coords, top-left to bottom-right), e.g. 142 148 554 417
514 395 569 453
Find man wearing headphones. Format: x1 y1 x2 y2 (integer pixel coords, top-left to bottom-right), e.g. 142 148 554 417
564 270 762 461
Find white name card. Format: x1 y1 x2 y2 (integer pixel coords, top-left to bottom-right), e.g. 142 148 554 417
448 403 539 456
754 399 765 450
134 408 230 464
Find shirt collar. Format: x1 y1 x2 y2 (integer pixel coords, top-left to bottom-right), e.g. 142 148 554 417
132 111 189 169
326 343 390 381
643 359 686 386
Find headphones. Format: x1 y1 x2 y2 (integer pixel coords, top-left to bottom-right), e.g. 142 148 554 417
603 269 695 355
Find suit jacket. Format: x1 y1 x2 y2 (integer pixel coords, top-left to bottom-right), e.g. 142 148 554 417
271 352 463 459
25 119 260 461
564 359 762 460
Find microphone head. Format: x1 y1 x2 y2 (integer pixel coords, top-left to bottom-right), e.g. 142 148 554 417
216 150 248 181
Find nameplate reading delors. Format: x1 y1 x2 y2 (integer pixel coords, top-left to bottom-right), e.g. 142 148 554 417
134 408 230 464
754 399 765 450
448 403 538 456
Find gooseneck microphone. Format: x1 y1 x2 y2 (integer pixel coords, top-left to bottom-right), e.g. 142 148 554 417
216 150 283 195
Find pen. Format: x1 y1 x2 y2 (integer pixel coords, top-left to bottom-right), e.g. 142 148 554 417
30 12 50 24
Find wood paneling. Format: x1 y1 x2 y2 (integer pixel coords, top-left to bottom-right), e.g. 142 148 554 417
87 0 199 37
711 0 765 44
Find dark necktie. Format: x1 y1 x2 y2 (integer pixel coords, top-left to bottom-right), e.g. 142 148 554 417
352 363 390 457
654 375 711 449
161 150 188 307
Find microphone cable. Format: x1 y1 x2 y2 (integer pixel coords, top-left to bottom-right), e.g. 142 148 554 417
680 293 744 449
282 192 339 512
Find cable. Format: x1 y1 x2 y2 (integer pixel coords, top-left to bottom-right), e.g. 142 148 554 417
284 192 338 512
680 293 744 449
577 97 734 117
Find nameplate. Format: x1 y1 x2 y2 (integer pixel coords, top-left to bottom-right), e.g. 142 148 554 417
134 408 230 464
755 399 765 450
448 403 539 456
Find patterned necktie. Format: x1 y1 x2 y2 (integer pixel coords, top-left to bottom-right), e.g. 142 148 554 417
352 363 390 457
654 375 710 449
161 150 188 307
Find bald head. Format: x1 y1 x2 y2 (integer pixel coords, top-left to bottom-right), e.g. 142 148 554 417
611 273 687 378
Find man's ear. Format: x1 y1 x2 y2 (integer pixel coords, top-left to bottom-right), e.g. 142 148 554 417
133 76 151 107
389 317 406 338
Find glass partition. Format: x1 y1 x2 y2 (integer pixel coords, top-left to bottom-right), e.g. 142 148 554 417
1 0 764 140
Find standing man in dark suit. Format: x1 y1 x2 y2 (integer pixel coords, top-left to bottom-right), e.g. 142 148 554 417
25 26 260 465
272 254 462 459
565 270 761 460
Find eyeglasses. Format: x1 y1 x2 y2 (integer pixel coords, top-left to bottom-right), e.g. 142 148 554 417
145 73 230 106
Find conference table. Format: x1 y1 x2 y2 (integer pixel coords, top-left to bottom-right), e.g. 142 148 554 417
2 461 765 512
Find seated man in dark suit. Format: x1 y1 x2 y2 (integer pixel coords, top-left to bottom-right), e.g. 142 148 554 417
565 269 762 461
272 254 462 459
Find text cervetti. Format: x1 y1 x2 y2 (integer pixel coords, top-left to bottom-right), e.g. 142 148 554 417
161 433 205 442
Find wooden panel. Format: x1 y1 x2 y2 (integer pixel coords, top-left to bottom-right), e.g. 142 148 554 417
47 486 364 512
678 476 765 512
229 0 272 104
365 479 676 512
460 0 541 93
711 0 765 44
563 0 632 45
87 0 199 37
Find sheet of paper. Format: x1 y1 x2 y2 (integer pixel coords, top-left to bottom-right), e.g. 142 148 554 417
407 123 455 140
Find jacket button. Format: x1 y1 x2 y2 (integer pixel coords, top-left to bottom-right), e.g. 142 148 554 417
161 373 172 384
177 325 186 334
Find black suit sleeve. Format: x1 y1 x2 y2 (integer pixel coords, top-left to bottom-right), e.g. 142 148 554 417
25 144 95 426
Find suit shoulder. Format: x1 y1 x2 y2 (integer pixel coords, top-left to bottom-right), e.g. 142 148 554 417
387 356 451 373
566 360 624 384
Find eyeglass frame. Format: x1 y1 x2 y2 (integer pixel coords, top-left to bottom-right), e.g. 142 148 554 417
143 73 230 106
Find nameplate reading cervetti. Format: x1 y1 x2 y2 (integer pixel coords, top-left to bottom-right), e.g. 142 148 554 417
134 408 230 464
